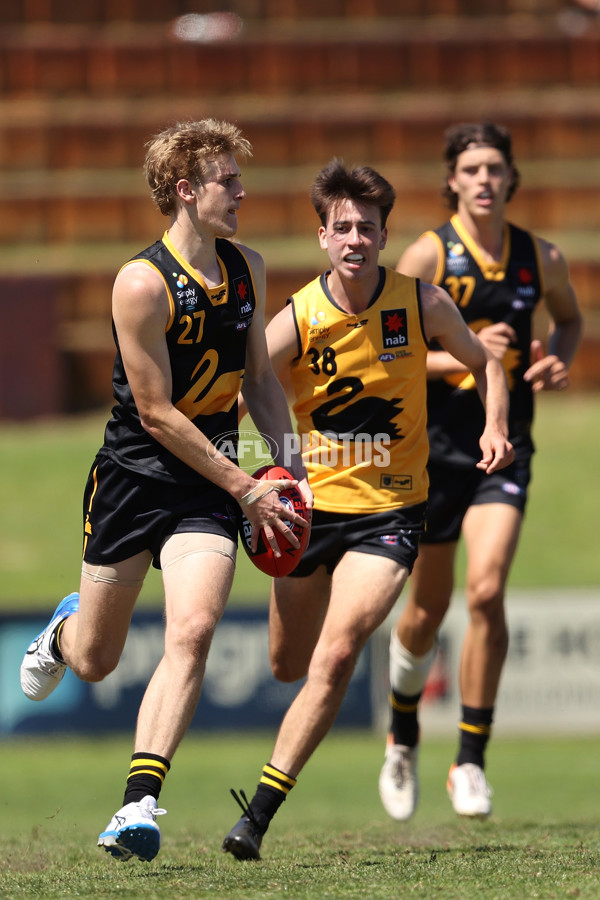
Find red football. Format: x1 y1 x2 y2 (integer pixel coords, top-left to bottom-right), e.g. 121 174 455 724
239 465 310 577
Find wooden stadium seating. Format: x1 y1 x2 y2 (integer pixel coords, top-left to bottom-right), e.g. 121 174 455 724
1 1 598 414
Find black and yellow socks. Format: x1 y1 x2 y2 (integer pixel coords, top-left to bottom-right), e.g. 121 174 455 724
247 764 297 834
123 752 170 804
52 620 66 661
390 689 422 748
456 705 494 769
388 630 437 747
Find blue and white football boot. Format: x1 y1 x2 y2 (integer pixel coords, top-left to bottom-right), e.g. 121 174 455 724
98 796 167 862
20 592 79 700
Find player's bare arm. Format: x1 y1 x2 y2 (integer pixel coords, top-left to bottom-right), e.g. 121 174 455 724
421 282 514 474
113 260 307 551
263 303 300 388
399 234 521 379
396 232 440 282
424 320 518 380
227 245 310 552
238 247 312 522
396 235 515 379
524 238 583 392
262 300 314 511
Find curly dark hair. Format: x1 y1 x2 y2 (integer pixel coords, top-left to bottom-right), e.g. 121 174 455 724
441 122 520 210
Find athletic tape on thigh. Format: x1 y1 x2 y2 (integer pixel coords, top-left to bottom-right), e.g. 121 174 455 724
81 556 149 587
160 532 237 570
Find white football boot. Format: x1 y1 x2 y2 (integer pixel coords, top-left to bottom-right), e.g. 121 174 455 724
447 763 493 818
378 736 419 821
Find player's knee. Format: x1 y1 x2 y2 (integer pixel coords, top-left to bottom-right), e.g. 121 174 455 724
167 614 217 662
270 626 317 682
412 602 447 636
467 579 509 654
467 576 505 618
311 640 358 690
270 652 308 683
71 651 119 683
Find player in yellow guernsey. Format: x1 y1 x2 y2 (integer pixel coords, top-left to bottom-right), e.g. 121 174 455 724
19 119 310 863
290 272 429 513
222 159 514 861
379 123 582 824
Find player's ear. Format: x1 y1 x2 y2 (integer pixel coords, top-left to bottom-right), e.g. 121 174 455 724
318 225 328 250
379 227 388 250
176 178 197 204
506 164 519 201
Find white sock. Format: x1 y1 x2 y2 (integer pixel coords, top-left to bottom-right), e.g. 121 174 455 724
389 628 437 696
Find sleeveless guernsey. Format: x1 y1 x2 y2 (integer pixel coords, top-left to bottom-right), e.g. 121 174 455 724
290 267 430 514
100 232 256 486
426 215 543 467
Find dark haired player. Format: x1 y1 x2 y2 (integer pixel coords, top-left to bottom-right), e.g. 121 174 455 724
221 158 514 861
379 122 582 822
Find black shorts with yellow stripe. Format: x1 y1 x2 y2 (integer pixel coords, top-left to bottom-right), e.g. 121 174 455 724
82 453 240 569
289 503 427 578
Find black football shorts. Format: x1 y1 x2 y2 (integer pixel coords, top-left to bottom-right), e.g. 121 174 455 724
288 503 427 578
423 454 532 545
82 454 239 569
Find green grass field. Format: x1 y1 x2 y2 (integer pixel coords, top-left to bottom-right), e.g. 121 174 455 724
2 731 599 899
0 391 599 609
1 394 599 896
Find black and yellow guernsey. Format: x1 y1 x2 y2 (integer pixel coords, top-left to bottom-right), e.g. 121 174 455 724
99 232 257 499
425 214 543 468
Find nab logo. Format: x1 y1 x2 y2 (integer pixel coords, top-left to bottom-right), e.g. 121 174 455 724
235 276 253 317
381 309 408 349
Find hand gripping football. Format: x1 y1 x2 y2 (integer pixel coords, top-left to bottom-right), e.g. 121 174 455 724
239 465 310 577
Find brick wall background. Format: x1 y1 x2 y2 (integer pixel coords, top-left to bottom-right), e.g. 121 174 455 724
2 0 598 416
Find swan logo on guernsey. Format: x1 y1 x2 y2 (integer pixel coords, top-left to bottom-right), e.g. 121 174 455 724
381 309 408 349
